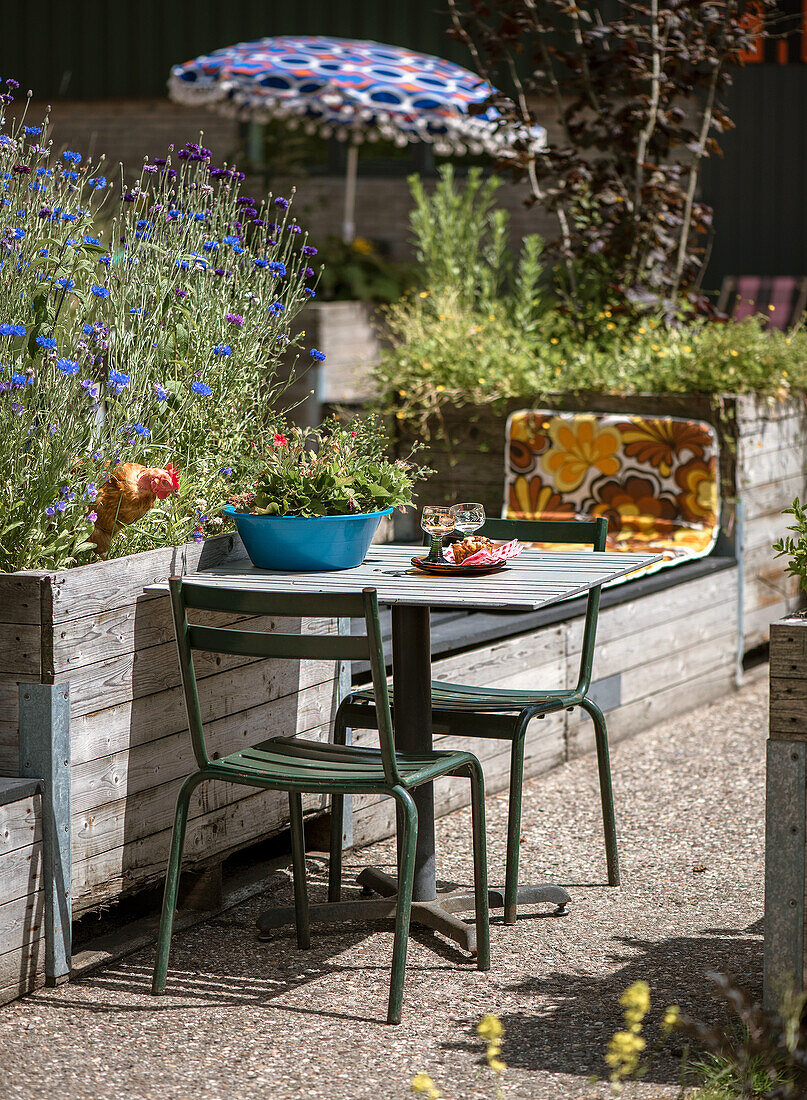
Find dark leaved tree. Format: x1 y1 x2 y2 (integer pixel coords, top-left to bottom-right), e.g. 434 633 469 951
447 0 781 320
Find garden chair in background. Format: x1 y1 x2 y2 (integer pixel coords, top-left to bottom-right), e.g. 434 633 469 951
152 578 490 1025
335 516 617 926
717 275 807 329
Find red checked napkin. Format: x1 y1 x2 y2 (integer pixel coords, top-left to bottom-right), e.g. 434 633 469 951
443 539 523 567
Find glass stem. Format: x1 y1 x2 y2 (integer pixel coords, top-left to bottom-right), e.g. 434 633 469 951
426 533 444 563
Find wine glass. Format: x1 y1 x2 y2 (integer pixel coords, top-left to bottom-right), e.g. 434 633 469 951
421 506 455 563
450 502 486 539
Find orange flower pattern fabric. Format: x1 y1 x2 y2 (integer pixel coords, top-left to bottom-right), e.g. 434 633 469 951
504 410 720 581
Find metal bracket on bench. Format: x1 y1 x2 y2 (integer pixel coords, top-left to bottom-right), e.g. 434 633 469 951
18 683 72 985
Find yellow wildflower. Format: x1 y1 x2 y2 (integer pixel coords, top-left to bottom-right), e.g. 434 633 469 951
661 1005 680 1033
606 322 616 330
683 345 692 354
436 384 445 392
351 237 374 255
730 349 739 357
478 377 487 384
604 309 612 317
419 291 430 298
619 980 651 1028
411 1072 441 1098
477 1015 504 1041
651 344 660 352
638 327 647 335
550 337 559 344
768 303 776 311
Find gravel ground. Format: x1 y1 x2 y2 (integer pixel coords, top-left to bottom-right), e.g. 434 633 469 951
0 676 768 1100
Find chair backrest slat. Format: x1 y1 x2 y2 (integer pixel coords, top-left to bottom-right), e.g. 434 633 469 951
481 516 607 694
187 623 370 661
180 581 368 620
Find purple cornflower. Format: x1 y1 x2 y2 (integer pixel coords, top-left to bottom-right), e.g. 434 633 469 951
287 224 301 234
301 245 318 256
303 267 315 278
226 313 243 326
45 505 55 516
274 197 289 209
87 511 98 523
86 482 98 500
173 287 188 298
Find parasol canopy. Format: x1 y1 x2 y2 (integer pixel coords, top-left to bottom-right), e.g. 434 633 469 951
169 36 545 241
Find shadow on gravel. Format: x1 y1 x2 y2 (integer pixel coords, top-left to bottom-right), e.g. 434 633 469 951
441 923 763 1086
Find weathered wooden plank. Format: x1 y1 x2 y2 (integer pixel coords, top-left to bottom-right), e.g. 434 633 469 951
0 622 41 679
0 947 46 1007
0 839 43 905
0 795 41 857
70 701 332 816
71 786 327 914
739 447 807 492
68 656 338 768
742 473 807 523
0 574 44 627
770 620 807 677
735 394 807 428
0 889 44 960
48 532 244 625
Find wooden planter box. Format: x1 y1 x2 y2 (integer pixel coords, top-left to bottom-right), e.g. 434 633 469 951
0 778 44 1005
765 614 807 1005
0 534 340 919
398 393 807 653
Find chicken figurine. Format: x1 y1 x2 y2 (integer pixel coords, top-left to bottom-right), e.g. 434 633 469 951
90 462 180 558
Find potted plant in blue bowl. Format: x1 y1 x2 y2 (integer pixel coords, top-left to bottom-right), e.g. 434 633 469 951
224 416 430 571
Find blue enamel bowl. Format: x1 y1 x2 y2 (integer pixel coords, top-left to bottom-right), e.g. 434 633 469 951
223 505 394 571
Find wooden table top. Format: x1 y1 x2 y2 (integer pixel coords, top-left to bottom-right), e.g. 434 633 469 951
153 544 664 612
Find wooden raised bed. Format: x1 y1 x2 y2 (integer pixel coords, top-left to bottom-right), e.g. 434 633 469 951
0 534 341 918
397 393 807 653
765 614 807 1004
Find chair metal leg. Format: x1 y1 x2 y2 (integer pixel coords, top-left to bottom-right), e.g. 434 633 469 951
467 760 490 971
387 787 418 1025
289 792 311 949
503 731 527 925
328 713 348 903
581 696 620 886
152 772 204 994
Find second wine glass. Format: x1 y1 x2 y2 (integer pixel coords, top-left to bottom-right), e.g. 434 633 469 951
450 502 486 538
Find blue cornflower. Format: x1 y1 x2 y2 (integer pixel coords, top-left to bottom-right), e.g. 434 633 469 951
24 126 41 135
82 324 93 335
55 278 75 289
267 261 286 277
222 235 240 246
267 302 285 315
55 499 67 511
57 358 80 376
131 422 150 439
35 335 57 350
220 466 233 476
62 170 79 182
10 372 30 386
11 227 24 240
212 344 231 356
45 505 55 516
253 258 268 268
35 167 51 178
85 482 98 500
61 214 77 223
98 255 111 265
202 239 219 251
128 306 142 314
91 285 109 298
191 380 212 396
108 368 130 388
92 451 103 461
88 176 106 189
63 150 82 163
80 379 100 399
38 247 48 256
310 348 326 361
304 288 316 298
231 244 244 255
153 384 169 401
83 235 100 245
0 323 25 336
175 260 189 270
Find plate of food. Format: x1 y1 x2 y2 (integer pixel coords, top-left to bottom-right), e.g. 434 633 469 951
411 536 521 575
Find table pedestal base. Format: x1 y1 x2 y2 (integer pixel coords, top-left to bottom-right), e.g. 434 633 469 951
256 868 570 955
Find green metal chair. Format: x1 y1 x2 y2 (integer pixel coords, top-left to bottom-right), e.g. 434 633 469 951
334 516 615 926
152 577 490 1025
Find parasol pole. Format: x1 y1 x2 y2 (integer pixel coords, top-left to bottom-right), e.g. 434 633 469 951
341 140 359 244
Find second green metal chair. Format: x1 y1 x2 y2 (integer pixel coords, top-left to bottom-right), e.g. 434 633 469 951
334 516 617 925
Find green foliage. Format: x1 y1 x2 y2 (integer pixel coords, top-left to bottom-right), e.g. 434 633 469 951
773 498 807 594
373 169 807 440
0 92 317 572
315 235 417 303
231 415 430 518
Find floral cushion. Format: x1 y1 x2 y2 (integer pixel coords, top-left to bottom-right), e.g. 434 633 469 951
504 410 720 579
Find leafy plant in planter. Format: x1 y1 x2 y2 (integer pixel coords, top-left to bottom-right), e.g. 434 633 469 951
773 498 807 596
225 415 430 569
0 80 319 571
